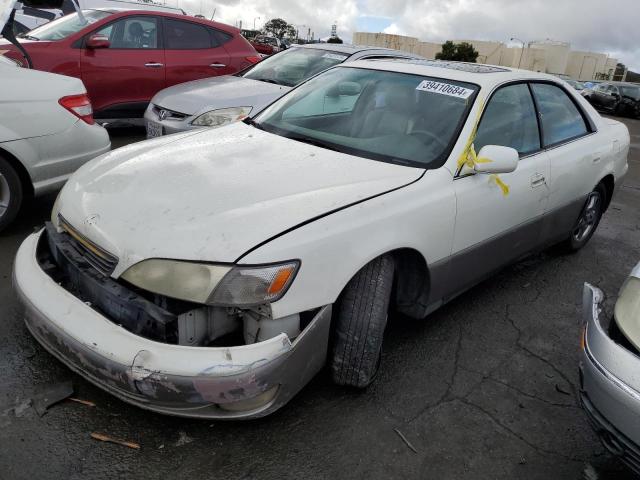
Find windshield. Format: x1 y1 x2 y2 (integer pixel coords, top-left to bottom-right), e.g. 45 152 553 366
254 66 479 168
620 86 640 100
25 10 111 40
242 47 349 87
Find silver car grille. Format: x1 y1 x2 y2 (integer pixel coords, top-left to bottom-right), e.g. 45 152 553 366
152 105 189 121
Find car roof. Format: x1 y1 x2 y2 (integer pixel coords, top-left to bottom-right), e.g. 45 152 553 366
295 43 418 56
90 8 237 31
337 58 566 89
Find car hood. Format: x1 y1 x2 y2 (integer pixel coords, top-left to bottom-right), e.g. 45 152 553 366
56 123 423 275
151 75 290 117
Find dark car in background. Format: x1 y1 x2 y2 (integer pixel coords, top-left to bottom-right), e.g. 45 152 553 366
0 9 260 120
584 82 640 118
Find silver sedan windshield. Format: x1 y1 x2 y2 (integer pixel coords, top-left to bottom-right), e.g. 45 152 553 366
254 66 479 168
242 47 349 87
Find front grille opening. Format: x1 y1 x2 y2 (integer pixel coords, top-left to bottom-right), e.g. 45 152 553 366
58 216 118 276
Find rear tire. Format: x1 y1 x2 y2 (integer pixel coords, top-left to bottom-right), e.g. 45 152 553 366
0 156 23 233
330 255 394 388
561 183 606 252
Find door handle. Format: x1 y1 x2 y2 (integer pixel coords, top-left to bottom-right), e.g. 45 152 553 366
530 173 546 187
209 63 226 68
144 62 164 68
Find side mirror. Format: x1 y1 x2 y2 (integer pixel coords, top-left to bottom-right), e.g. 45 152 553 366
474 145 518 174
86 34 110 49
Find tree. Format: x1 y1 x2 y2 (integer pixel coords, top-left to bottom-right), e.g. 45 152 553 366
435 41 479 63
327 36 343 44
262 18 296 39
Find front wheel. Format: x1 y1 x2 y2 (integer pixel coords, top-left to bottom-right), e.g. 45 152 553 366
562 183 606 252
330 255 394 388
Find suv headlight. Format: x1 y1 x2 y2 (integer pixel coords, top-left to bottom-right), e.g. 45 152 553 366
120 259 299 307
615 275 640 348
191 106 252 128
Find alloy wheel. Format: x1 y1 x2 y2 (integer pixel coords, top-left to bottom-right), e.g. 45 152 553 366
573 192 601 243
0 172 10 220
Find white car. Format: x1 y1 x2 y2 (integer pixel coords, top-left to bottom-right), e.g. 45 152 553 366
0 51 110 231
14 59 629 419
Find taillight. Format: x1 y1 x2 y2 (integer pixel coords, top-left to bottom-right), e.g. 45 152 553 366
58 94 94 125
245 56 261 64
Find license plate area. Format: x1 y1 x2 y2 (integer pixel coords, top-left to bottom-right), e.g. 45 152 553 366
146 121 163 138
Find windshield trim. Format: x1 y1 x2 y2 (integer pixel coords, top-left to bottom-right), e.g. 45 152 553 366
253 64 481 170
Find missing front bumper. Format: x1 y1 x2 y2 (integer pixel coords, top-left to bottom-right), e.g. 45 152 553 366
14 230 332 419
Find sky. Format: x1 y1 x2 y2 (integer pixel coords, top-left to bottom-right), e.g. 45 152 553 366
175 0 640 71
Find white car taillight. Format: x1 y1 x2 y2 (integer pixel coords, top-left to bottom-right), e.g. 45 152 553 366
59 94 95 125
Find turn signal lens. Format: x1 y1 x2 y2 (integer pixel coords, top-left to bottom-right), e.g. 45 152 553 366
209 261 300 307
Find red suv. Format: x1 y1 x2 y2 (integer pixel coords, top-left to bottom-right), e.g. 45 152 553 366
1 9 260 119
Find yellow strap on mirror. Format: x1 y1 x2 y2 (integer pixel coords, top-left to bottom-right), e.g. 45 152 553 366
456 99 510 197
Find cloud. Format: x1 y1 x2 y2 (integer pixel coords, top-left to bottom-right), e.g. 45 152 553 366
175 0 639 70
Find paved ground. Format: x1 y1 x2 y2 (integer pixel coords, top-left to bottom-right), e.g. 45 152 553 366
1 117 639 479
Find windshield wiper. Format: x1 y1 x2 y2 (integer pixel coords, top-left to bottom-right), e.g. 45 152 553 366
243 117 264 130
253 78 282 85
285 134 340 152
18 34 39 40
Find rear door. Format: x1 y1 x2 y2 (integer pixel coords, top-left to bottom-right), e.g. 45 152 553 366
80 15 165 117
530 82 605 243
163 17 232 88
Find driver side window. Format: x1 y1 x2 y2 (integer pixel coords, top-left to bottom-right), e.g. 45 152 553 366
94 17 158 49
474 83 540 157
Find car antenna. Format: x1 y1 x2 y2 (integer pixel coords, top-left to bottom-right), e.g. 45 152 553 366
210 7 215 21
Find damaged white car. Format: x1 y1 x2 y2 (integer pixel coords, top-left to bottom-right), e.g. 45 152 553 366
14 59 629 418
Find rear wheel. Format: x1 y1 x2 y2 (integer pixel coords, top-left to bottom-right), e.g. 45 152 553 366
330 255 394 388
562 183 606 252
0 156 23 232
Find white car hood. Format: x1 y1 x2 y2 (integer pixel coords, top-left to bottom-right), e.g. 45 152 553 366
56 123 423 275
152 75 290 117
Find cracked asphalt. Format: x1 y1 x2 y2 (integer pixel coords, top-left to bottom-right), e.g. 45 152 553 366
1 118 639 479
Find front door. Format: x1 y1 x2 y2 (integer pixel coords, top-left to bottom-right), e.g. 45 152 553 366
449 83 550 296
81 15 165 118
162 18 232 88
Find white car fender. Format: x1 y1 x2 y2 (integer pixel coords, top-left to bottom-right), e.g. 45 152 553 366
239 167 457 319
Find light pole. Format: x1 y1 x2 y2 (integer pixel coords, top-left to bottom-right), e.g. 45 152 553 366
253 17 260 31
510 37 525 69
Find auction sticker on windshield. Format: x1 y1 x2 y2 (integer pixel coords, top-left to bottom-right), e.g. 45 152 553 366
416 80 474 99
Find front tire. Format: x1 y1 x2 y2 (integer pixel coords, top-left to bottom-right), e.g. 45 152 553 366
0 156 23 232
562 183 606 252
330 255 394 388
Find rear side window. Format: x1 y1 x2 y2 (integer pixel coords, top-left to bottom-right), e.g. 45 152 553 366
531 83 588 146
474 83 540 156
164 19 213 49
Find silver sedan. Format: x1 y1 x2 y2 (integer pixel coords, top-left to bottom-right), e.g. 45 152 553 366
144 43 423 138
581 261 640 474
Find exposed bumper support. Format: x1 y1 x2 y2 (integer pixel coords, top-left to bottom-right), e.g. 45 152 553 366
14 231 332 419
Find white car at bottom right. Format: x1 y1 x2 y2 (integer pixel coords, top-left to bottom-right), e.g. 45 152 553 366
15 60 630 419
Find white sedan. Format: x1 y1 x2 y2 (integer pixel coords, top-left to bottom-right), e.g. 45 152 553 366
14 59 629 418
0 54 110 231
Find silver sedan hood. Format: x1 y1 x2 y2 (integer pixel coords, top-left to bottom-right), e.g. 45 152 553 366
151 75 291 116
56 123 423 275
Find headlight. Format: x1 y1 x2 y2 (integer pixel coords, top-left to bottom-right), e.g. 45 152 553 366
191 106 252 128
615 275 640 348
120 259 299 307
